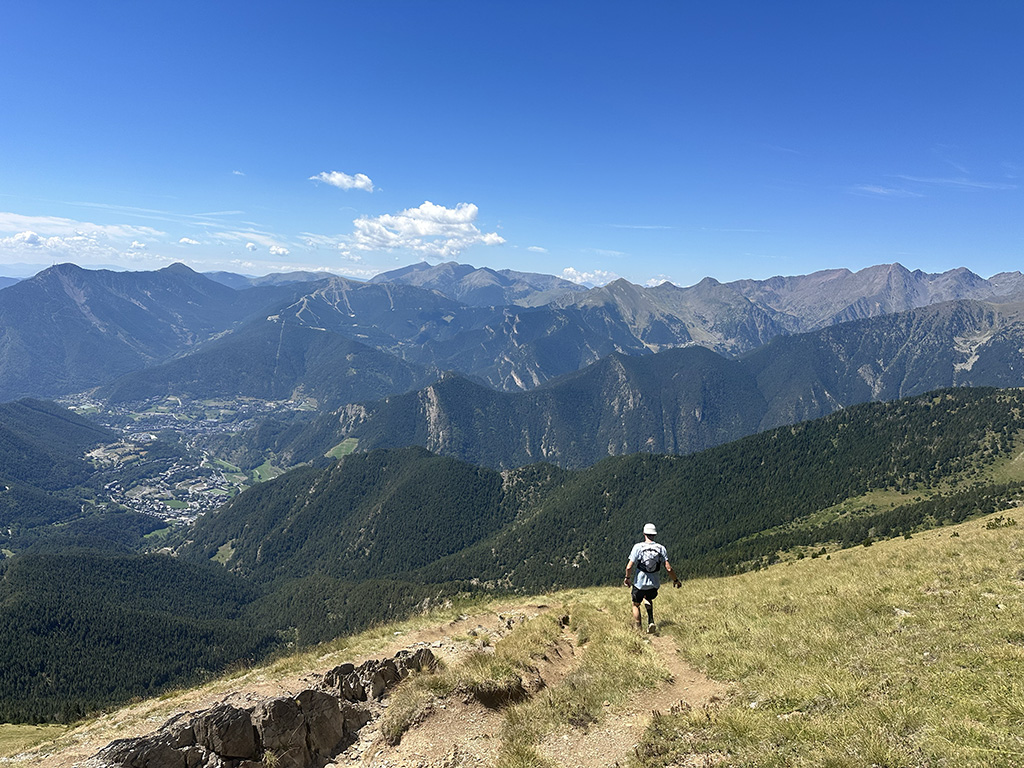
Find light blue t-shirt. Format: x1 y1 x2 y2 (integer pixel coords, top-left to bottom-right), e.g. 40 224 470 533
629 540 668 589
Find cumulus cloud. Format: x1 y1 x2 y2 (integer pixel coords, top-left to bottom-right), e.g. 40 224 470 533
13 231 43 246
246 242 258 252
645 275 675 287
309 171 375 192
269 245 290 256
0 212 169 267
562 267 620 286
179 237 200 245
339 201 504 259
1 229 117 263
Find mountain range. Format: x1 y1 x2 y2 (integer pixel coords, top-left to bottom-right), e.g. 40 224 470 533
4 260 1024 474
0 263 317 401
276 299 1024 469
5 260 1024 406
181 386 1024 616
6 362 1024 721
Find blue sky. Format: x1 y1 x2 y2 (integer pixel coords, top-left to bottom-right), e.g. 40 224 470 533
0 1 1020 286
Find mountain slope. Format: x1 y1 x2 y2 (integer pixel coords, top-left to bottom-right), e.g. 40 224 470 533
0 264 318 400
268 276 667 390
291 347 764 468
0 550 274 723
407 387 1024 588
99 318 434 410
0 400 115 531
745 299 1024 429
0 399 113 491
553 263 1024 357
8 386 1024 726
177 447 516 585
15 513 1021 767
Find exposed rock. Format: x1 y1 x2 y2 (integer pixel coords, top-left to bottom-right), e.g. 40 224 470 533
193 703 259 760
252 697 310 768
88 646 438 768
94 736 188 768
296 689 352 759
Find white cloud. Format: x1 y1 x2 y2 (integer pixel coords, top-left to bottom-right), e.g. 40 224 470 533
562 267 620 286
13 231 43 246
269 245 290 256
645 275 675 287
0 212 163 241
1 230 118 263
309 171 375 192
246 242 258 252
849 185 922 198
527 246 548 253
340 201 504 259
179 237 200 245
0 213 170 267
232 170 246 176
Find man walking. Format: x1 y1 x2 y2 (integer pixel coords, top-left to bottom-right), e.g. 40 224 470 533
624 523 681 634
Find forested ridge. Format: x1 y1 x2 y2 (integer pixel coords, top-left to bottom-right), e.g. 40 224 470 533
0 399 113 490
0 550 274 723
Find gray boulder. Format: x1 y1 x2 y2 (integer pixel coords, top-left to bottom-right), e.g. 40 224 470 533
252 697 310 768
193 703 258 760
295 689 348 759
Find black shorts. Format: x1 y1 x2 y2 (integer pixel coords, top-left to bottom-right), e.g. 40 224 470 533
631 586 659 604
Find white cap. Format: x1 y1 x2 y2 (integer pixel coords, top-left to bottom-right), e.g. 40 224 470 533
643 523 657 536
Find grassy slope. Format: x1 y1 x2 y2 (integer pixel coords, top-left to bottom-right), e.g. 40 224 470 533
7 510 1023 767
638 513 1024 767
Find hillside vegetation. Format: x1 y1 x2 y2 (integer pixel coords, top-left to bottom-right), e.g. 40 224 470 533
7 512 1023 767
188 387 1024 601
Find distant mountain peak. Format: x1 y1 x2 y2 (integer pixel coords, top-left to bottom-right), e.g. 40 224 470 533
369 260 585 307
159 262 199 275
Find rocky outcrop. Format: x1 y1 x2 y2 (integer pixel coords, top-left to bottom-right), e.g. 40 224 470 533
86 648 435 768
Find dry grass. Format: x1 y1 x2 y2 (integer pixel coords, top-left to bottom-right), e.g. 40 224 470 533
632 511 1024 767
0 725 67 758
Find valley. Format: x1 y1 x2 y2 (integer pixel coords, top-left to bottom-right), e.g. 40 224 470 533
67 394 306 522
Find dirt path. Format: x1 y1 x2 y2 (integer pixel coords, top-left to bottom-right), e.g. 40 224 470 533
358 619 727 768
533 629 727 768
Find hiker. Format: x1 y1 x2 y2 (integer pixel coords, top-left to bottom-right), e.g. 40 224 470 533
624 523 681 634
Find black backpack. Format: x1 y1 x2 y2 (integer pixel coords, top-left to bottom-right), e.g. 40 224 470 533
636 544 663 574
